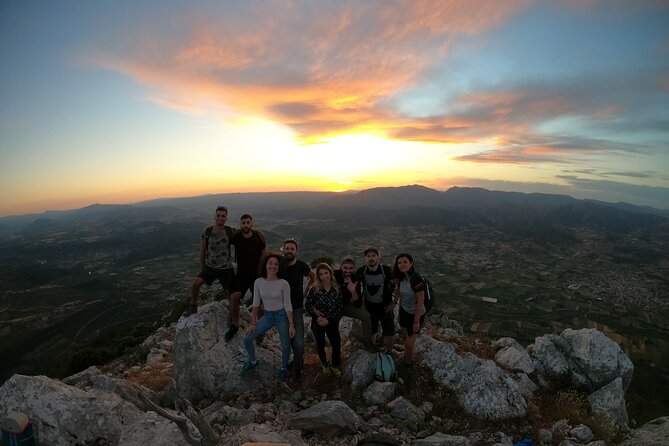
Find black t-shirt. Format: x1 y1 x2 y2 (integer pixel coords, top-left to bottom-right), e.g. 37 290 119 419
230 230 266 277
285 259 311 309
355 264 394 306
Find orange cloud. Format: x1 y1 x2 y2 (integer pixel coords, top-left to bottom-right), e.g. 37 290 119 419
96 0 530 142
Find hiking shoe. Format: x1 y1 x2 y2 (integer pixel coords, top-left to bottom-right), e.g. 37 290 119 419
331 366 342 377
182 304 197 317
255 334 264 346
241 360 258 374
224 325 239 341
278 368 287 383
322 366 331 376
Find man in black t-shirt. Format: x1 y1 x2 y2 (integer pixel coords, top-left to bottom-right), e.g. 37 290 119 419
282 238 315 380
355 247 396 353
225 214 267 341
334 255 373 348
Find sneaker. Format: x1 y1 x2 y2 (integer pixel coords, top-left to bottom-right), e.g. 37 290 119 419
241 360 258 374
255 334 264 346
182 304 197 317
278 368 287 383
224 325 239 341
331 366 341 377
322 366 331 376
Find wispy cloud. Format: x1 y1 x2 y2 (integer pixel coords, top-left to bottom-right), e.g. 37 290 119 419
96 0 530 143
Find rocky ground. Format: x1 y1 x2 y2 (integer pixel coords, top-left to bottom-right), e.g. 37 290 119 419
1 298 668 446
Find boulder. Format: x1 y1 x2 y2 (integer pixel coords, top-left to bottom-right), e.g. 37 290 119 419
363 381 396 405
343 349 376 391
587 377 629 430
284 400 363 435
415 336 527 420
173 302 283 402
413 432 472 446
387 397 424 422
617 416 669 445
529 328 633 392
63 366 160 405
226 423 302 446
494 338 534 374
562 328 633 391
0 374 187 446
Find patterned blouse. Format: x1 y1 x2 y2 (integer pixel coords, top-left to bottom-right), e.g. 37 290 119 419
305 286 344 321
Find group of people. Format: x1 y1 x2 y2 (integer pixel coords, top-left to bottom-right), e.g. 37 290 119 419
186 206 428 383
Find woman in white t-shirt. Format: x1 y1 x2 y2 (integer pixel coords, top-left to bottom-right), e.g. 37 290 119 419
241 252 295 382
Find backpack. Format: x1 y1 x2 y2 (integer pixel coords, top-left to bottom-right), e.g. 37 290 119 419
374 352 396 382
423 279 435 313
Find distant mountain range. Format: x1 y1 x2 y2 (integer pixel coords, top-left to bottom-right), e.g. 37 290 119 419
1 185 667 235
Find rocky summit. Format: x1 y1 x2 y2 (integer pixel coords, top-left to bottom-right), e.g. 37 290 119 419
0 301 667 446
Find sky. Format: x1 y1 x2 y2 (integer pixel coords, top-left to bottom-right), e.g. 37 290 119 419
1 0 669 217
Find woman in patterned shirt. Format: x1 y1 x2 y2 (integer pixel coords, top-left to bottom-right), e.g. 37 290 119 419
305 263 345 377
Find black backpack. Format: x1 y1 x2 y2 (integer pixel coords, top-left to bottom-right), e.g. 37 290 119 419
423 279 435 312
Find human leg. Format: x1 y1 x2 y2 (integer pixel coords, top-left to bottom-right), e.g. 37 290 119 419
342 302 373 343
380 311 396 354
275 309 292 372
242 310 275 365
326 319 342 368
311 321 328 366
290 308 305 374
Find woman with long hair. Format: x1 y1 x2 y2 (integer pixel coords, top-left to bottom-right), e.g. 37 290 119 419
241 252 295 382
392 253 426 366
305 262 344 377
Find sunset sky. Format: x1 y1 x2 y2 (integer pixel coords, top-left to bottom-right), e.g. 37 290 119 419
2 0 669 216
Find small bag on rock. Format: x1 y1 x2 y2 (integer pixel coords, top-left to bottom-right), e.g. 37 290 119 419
374 352 396 382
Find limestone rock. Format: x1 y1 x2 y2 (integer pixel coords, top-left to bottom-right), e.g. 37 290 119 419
413 432 472 446
284 400 363 435
562 328 634 391
494 338 534 374
387 397 424 422
363 381 396 405
415 336 527 420
567 424 594 443
587 377 629 430
530 328 633 392
0 374 187 446
343 349 376 391
173 302 283 402
617 416 669 445
226 423 299 446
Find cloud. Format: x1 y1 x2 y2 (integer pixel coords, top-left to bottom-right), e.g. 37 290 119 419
96 0 530 141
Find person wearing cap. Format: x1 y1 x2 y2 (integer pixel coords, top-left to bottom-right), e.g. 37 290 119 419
185 206 235 317
334 255 373 347
355 246 396 353
282 237 316 380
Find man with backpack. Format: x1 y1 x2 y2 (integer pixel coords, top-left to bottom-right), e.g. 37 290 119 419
355 247 396 354
225 214 267 341
184 206 235 317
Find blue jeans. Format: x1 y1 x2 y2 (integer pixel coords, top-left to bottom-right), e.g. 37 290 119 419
290 308 304 372
242 309 291 370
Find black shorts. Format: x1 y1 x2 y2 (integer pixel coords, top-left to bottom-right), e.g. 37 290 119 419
399 307 425 336
366 301 395 336
231 274 257 296
198 266 234 289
